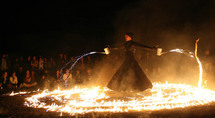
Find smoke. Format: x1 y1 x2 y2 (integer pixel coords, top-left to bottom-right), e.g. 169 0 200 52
98 0 215 88
87 53 124 87
58 0 215 90
112 0 214 50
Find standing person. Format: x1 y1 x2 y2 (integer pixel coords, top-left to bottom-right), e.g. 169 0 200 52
38 57 44 71
74 69 82 85
47 57 56 74
85 69 92 83
58 53 64 68
38 57 44 78
43 57 48 70
41 70 53 90
12 58 20 72
86 56 92 67
52 70 61 89
107 33 157 91
55 70 61 84
62 69 73 88
25 56 31 70
1 55 8 71
63 54 68 64
0 71 8 89
31 56 38 71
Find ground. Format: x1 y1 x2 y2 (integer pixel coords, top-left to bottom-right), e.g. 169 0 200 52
1 91 215 118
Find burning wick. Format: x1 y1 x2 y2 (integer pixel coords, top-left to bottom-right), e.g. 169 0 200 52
156 48 162 56
104 47 110 55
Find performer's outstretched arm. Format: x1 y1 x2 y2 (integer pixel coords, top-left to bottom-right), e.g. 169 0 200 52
109 43 124 50
132 41 156 50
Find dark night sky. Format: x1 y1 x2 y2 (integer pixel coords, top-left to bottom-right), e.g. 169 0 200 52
0 0 214 56
1 1 131 56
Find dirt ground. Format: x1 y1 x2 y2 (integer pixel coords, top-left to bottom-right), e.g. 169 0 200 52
1 91 215 118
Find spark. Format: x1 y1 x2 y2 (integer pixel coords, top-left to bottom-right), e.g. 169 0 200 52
168 49 194 57
21 40 213 116
160 39 202 87
60 51 106 88
195 39 203 88
8 89 41 96
24 84 215 115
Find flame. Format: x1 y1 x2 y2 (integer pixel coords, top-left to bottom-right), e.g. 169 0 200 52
22 39 215 115
24 83 215 115
8 89 40 96
9 91 28 96
195 39 203 88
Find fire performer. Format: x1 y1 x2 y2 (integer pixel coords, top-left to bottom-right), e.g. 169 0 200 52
107 33 157 91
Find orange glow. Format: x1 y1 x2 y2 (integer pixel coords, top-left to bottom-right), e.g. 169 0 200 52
195 39 203 88
24 84 215 115
21 39 214 116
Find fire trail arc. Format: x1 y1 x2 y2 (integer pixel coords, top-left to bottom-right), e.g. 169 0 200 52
195 38 203 88
21 39 215 116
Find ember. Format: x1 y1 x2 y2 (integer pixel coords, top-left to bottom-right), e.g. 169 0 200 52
4 39 214 117
24 83 215 115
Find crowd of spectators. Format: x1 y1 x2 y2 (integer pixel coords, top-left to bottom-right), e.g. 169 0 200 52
0 53 96 93
0 49 214 93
